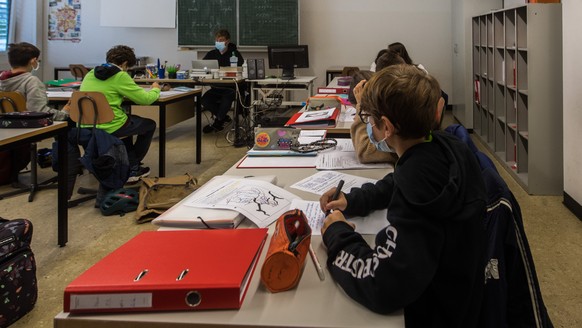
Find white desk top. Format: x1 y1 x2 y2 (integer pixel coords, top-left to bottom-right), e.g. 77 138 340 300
248 76 317 84
54 162 403 328
0 121 68 147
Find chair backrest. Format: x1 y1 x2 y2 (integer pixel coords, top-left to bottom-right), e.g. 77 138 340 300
69 64 90 80
68 91 114 125
0 91 26 113
341 66 360 77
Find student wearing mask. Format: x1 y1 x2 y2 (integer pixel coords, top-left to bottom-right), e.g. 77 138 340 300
0 42 70 187
349 50 406 164
80 45 159 183
0 42 69 121
320 65 487 327
201 29 244 133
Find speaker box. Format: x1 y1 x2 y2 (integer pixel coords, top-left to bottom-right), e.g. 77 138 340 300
247 59 257 80
256 58 265 79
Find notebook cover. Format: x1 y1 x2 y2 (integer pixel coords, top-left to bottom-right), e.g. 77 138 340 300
63 229 268 314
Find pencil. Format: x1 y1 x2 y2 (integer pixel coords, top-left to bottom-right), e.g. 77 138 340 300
309 244 325 281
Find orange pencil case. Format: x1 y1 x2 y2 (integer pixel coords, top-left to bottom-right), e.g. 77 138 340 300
261 209 312 293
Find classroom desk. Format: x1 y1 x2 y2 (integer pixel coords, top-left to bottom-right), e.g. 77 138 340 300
0 122 69 246
54 158 404 327
135 77 249 147
47 89 202 177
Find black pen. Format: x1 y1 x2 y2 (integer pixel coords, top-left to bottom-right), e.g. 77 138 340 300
327 179 345 214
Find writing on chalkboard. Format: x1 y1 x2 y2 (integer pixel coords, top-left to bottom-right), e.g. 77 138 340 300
178 0 298 47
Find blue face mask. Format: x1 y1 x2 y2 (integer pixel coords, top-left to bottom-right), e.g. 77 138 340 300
215 41 226 52
366 122 395 153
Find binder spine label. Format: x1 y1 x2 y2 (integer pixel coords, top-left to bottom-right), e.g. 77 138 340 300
70 293 153 310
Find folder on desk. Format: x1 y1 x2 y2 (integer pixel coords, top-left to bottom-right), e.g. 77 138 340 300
44 78 81 88
63 229 268 314
285 107 340 129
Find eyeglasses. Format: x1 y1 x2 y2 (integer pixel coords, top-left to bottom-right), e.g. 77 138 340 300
358 110 372 124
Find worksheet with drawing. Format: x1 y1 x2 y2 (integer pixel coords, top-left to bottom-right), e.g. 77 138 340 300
183 179 300 228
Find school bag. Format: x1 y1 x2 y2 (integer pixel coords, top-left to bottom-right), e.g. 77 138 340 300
0 218 37 328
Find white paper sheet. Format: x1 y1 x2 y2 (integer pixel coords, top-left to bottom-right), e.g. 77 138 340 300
289 199 388 235
316 151 394 170
290 171 376 196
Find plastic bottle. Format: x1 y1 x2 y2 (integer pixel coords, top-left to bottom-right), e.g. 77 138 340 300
242 60 248 79
230 52 238 67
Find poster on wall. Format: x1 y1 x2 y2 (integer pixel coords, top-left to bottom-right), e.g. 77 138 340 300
48 0 81 42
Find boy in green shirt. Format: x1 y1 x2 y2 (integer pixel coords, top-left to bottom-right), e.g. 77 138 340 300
80 45 160 183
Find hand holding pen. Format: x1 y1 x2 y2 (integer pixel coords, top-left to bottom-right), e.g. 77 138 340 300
320 180 354 235
320 180 346 215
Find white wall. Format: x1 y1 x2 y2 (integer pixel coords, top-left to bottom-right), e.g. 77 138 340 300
34 0 453 98
563 0 582 204
0 0 40 71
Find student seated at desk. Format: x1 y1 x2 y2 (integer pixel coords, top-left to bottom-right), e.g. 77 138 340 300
350 50 406 164
0 42 71 185
201 29 244 134
0 42 69 121
320 65 487 327
80 45 160 184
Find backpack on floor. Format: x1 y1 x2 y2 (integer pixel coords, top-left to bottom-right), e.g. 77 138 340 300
0 218 37 328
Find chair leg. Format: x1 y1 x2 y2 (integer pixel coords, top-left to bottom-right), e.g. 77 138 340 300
25 143 59 202
0 143 61 202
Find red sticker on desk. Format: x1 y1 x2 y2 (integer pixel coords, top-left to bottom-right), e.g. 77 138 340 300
255 132 270 148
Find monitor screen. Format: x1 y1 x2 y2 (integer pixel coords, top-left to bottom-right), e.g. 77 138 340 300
267 45 309 80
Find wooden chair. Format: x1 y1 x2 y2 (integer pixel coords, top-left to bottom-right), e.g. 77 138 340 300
69 64 90 80
66 91 117 207
0 91 58 202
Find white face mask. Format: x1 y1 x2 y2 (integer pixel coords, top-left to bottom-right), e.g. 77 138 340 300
32 59 40 71
366 122 396 153
215 41 226 52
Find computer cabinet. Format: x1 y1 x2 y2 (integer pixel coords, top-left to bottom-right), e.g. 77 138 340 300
472 4 562 195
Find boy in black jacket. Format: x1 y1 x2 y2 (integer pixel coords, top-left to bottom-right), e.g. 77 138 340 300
201 29 244 133
320 65 487 327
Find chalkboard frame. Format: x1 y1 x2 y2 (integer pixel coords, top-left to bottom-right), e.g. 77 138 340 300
177 0 299 48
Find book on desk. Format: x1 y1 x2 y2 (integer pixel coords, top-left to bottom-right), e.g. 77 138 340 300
63 229 268 314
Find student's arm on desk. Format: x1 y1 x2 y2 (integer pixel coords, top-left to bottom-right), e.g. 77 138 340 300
116 73 160 104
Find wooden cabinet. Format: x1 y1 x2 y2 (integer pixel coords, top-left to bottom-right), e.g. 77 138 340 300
472 4 562 195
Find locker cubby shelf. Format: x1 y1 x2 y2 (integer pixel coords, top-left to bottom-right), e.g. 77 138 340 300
472 3 562 195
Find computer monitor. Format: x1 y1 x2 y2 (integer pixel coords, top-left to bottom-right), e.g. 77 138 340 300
267 45 309 80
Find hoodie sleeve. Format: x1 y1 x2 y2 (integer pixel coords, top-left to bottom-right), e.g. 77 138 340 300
322 193 445 314
114 72 160 105
343 172 395 217
25 77 69 121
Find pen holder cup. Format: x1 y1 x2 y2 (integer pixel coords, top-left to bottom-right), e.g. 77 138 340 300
157 68 166 79
261 209 312 293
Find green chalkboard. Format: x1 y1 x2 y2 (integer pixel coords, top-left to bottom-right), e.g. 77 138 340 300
178 0 237 47
177 0 298 47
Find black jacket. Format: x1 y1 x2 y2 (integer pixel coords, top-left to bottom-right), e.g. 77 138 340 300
323 131 488 327
203 42 244 67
